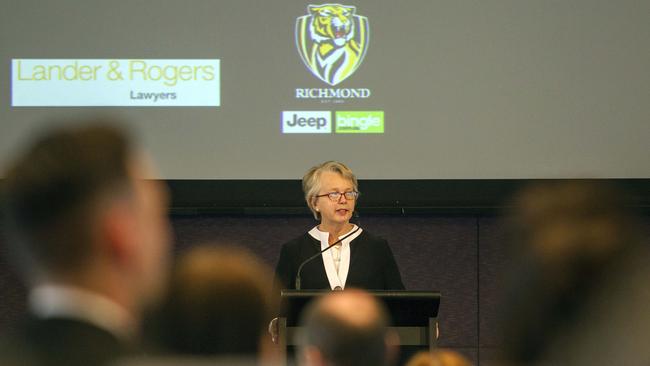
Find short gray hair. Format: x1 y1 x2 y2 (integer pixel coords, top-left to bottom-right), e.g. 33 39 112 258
302 161 358 220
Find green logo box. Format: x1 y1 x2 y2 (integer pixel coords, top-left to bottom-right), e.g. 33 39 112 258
335 111 384 134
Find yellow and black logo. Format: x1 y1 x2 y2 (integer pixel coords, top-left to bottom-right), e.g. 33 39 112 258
296 4 369 86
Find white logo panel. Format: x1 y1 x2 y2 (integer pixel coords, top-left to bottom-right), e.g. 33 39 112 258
282 111 332 134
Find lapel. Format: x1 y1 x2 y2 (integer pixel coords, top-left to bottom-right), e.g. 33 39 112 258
308 227 341 289
347 230 364 281
308 226 363 290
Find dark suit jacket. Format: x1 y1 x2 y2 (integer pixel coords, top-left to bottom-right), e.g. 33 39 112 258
0 315 128 366
274 230 405 291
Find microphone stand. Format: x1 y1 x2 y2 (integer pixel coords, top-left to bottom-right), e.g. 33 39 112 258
295 226 360 290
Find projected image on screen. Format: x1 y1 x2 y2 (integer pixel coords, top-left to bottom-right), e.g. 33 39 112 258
295 4 369 87
1 1 649 179
285 4 381 135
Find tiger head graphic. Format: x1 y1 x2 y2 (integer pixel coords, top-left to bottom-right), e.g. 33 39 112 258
296 4 369 86
308 4 355 47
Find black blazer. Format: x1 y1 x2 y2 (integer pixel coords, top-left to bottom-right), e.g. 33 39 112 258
0 315 127 366
274 230 405 291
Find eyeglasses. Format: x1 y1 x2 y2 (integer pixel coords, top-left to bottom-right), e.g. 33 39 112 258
316 191 359 201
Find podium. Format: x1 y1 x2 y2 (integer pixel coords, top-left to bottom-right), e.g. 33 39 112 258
278 290 441 362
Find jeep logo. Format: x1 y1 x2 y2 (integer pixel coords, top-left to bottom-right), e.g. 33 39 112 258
282 111 332 133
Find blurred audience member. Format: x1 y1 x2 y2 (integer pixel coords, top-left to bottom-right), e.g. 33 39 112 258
299 289 397 366
0 121 172 366
499 181 650 366
148 245 278 364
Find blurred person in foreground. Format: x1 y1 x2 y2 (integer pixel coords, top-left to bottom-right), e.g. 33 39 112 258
143 245 279 365
298 289 397 366
0 121 172 366
498 181 650 366
405 350 472 366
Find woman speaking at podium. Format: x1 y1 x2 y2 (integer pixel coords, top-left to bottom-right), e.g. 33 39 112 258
274 161 404 292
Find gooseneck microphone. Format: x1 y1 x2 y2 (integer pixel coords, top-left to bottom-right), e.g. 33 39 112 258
295 226 361 290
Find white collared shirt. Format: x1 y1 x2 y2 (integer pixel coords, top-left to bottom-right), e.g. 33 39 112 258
308 225 363 290
29 284 136 341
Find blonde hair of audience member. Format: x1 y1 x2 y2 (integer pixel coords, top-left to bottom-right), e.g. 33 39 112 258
153 245 278 362
405 350 472 366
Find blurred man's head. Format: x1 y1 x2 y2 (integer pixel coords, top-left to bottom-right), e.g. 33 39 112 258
153 245 276 359
1 121 171 312
299 289 396 366
499 181 642 364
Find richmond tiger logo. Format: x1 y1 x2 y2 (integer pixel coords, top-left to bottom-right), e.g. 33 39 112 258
296 4 369 86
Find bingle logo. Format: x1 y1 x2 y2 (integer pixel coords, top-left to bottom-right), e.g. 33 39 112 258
282 111 332 134
296 4 369 86
335 111 384 133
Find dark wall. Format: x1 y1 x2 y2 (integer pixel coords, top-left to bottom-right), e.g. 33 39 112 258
0 231 27 334
2 214 648 365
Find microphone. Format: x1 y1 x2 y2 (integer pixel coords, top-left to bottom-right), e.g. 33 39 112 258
295 226 361 290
